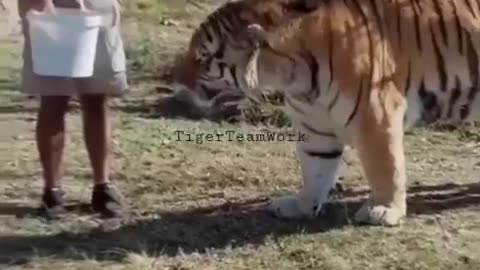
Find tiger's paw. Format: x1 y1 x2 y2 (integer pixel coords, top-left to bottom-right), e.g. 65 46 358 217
354 201 406 226
269 195 318 219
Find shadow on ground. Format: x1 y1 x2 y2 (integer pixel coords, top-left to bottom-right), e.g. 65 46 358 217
0 104 38 114
0 77 245 123
111 95 245 123
0 182 479 265
0 91 240 123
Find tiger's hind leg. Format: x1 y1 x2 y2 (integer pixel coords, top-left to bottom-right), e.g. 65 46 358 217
353 82 408 226
270 119 345 219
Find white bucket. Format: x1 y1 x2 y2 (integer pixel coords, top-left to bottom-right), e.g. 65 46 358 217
26 8 103 78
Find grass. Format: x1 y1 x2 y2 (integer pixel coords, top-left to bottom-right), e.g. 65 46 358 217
0 0 479 269
0 39 22 104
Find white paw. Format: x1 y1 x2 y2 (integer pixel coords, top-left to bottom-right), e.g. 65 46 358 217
269 195 319 219
354 201 406 226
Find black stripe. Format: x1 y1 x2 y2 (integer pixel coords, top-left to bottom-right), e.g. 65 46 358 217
201 24 213 42
305 150 343 159
432 0 448 46
409 0 423 51
418 79 441 123
228 10 244 31
447 77 461 118
212 16 224 39
349 0 371 126
302 122 337 138
475 0 480 21
430 21 447 92
451 1 464 54
208 11 225 41
395 0 403 50
299 49 320 101
218 62 226 78
327 0 334 92
220 15 234 34
369 0 383 37
346 78 364 126
464 30 479 120
475 0 480 12
369 0 386 81
285 96 306 114
229 65 240 88
204 62 227 81
404 61 412 94
466 30 479 87
306 51 320 99
465 0 477 18
214 12 229 35
460 104 470 120
262 46 298 72
415 0 424 11
328 90 340 111
418 80 436 110
213 41 226 58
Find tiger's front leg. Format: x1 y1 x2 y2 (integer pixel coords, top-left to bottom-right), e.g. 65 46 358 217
353 82 408 226
270 121 345 219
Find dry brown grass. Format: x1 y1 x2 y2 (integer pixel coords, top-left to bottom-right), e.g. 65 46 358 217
1 1 479 269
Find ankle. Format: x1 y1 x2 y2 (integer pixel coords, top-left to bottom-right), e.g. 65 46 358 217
41 186 65 208
44 184 62 191
94 179 111 187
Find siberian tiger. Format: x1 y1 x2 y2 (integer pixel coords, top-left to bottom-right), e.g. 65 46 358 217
175 0 480 226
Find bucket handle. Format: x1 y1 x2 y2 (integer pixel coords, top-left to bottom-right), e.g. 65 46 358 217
77 0 119 28
77 0 87 11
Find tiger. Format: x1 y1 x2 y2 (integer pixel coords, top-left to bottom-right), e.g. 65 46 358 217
174 0 480 226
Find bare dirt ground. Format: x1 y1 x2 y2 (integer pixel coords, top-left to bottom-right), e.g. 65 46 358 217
0 1 479 269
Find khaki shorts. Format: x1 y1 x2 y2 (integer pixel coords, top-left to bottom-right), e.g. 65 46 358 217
18 0 129 97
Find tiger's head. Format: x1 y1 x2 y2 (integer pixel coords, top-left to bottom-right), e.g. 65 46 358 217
190 24 269 94
173 0 321 100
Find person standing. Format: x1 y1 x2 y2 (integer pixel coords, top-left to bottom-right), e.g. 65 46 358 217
18 0 128 218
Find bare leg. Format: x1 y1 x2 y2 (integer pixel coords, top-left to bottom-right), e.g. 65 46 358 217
354 82 407 226
36 96 70 189
80 94 126 217
79 94 111 185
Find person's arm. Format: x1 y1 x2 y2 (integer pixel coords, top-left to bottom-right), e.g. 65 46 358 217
28 0 54 11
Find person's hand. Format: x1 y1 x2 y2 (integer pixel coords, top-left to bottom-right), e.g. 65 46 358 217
29 0 55 12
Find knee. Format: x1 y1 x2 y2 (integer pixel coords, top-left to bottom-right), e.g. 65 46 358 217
38 96 70 121
80 94 107 115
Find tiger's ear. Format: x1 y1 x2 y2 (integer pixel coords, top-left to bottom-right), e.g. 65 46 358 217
245 23 267 48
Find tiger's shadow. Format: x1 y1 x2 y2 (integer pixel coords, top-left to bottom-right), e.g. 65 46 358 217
0 182 479 265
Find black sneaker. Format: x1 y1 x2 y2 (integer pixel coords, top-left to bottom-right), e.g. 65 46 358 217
91 183 127 218
38 187 66 218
